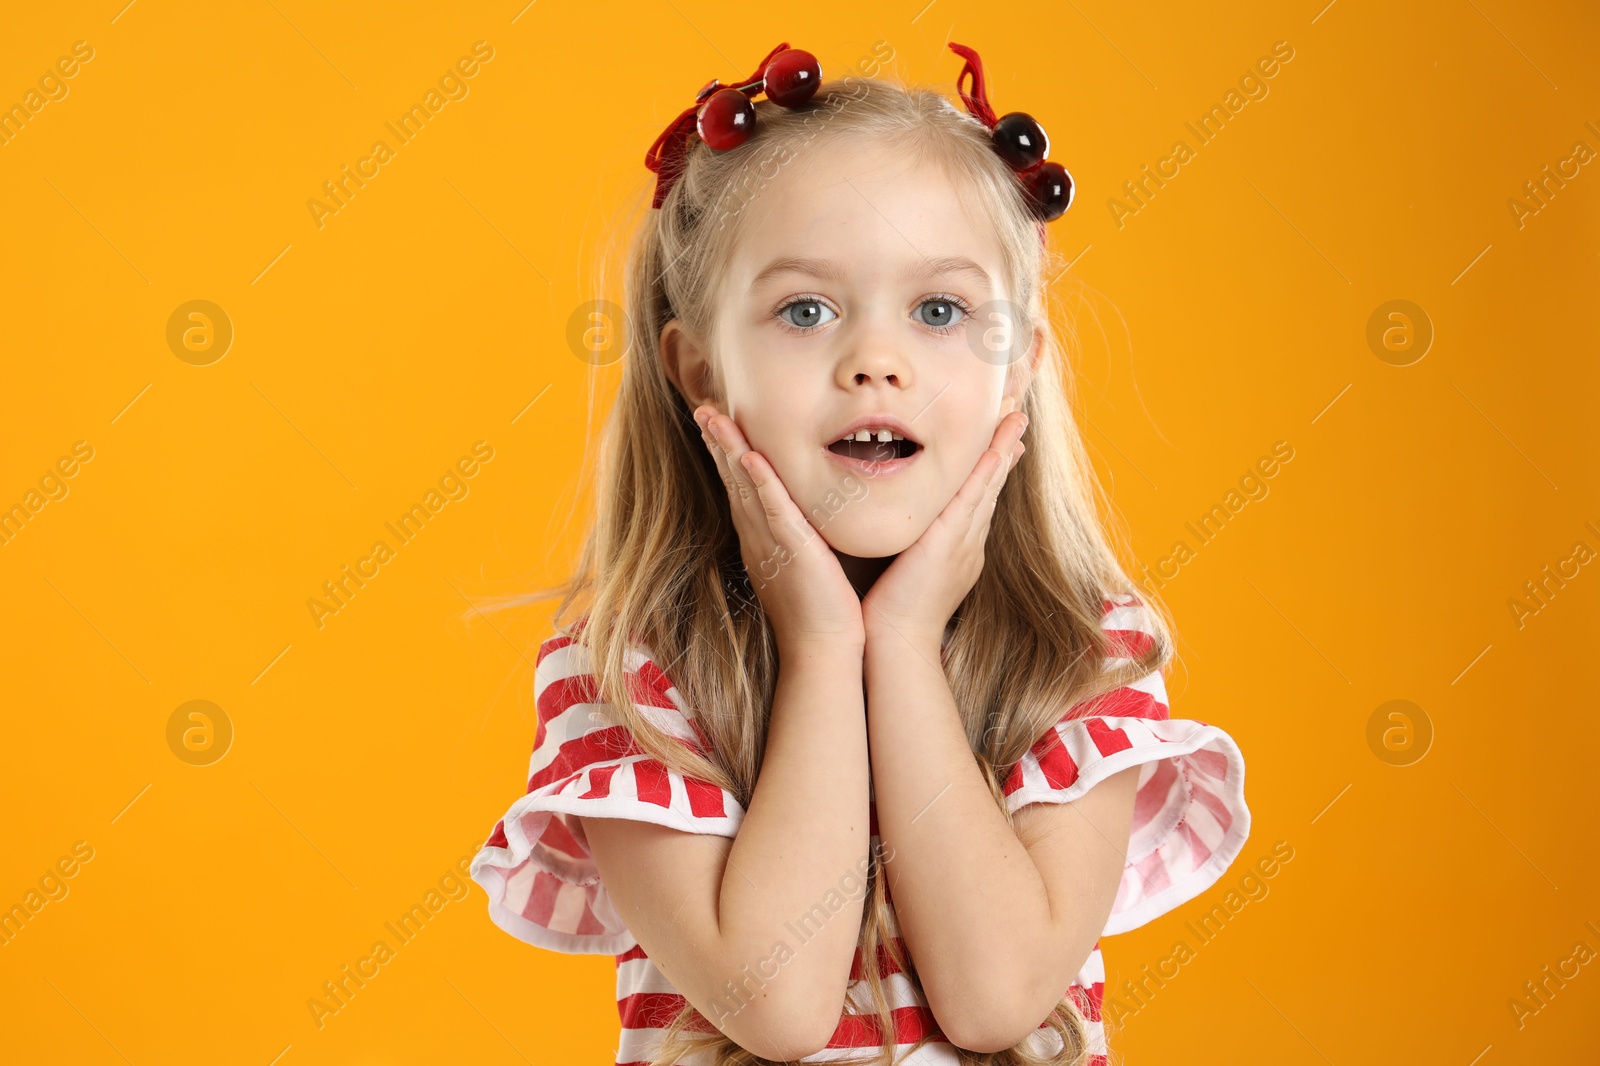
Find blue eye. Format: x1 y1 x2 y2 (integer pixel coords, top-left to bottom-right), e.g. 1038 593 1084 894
915 294 972 332
776 297 970 332
778 299 837 329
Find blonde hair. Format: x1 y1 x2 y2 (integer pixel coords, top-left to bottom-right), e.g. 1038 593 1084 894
474 73 1174 1066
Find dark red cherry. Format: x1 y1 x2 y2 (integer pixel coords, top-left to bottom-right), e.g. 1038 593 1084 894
992 112 1049 171
1025 161 1073 221
697 87 756 150
763 48 821 107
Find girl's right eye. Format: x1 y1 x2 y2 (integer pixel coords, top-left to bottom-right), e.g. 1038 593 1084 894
776 299 838 330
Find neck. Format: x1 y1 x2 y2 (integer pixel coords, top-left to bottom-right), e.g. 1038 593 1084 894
833 549 893 602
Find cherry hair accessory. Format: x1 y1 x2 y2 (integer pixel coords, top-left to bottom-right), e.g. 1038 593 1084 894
644 42 821 208
642 41 1073 223
948 41 1075 222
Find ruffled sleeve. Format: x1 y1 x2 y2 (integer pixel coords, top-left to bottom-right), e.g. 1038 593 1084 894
1000 595 1250 936
469 631 746 956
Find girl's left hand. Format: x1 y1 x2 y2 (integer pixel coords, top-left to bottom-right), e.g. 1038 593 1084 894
861 401 1028 652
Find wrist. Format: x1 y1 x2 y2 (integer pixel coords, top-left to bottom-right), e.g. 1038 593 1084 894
863 620 945 662
778 634 866 663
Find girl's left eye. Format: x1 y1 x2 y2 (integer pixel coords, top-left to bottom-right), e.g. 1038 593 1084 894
914 298 968 330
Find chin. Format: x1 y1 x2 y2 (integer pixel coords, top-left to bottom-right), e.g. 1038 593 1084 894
818 516 922 559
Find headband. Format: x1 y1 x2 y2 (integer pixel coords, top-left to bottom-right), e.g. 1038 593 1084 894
643 42 1075 221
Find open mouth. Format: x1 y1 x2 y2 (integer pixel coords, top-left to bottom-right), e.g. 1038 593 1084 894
826 437 921 462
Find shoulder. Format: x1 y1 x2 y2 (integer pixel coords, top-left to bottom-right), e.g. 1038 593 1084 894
1070 593 1166 718
471 632 745 958
531 623 710 756
1001 593 1252 936
1098 592 1160 663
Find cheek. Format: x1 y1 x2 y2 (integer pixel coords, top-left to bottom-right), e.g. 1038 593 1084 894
717 347 819 452
715 326 787 405
744 410 812 469
940 394 1006 476
724 390 801 460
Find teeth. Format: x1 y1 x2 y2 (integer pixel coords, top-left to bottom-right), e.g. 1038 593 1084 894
843 427 905 443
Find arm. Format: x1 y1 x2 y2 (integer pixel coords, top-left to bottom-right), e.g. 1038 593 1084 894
863 630 1138 1053
583 638 869 1061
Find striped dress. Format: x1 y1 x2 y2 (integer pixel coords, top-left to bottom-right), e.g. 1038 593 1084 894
470 595 1251 1064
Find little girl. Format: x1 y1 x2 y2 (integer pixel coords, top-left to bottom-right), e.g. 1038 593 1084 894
470 42 1250 1066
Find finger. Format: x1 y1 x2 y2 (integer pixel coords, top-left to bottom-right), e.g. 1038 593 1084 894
951 412 1027 510
734 449 829 596
699 419 744 500
703 412 760 507
962 447 1013 544
739 450 816 551
962 429 1026 530
984 414 1026 484
714 416 791 547
991 433 1025 490
989 412 1028 479
706 412 756 495
702 414 789 556
704 442 767 555
932 444 1004 534
986 435 1027 517
988 409 1029 452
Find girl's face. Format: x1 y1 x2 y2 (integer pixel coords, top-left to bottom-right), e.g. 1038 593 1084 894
695 134 1033 559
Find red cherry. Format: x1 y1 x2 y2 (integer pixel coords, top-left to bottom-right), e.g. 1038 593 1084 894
1026 161 1073 221
763 48 821 107
992 112 1049 171
697 87 756 150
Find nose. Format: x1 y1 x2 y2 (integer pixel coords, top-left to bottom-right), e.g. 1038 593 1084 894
835 312 913 392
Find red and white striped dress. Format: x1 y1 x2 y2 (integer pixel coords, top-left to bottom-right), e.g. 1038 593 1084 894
470 595 1250 1064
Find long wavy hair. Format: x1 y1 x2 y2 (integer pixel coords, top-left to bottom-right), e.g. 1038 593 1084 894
472 71 1175 1066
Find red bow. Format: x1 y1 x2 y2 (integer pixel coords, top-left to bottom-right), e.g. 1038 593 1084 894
948 42 999 129
644 42 794 209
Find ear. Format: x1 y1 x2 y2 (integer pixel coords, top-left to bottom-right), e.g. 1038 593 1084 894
1003 322 1045 409
660 319 716 411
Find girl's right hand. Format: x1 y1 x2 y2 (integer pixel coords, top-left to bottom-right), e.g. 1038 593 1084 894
695 404 866 652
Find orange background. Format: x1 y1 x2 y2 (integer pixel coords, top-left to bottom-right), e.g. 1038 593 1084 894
2 0 1596 1062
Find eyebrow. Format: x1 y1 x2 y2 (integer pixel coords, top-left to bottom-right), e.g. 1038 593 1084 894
745 254 993 294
